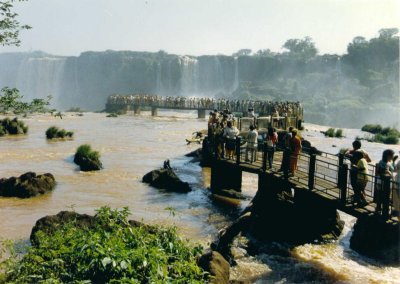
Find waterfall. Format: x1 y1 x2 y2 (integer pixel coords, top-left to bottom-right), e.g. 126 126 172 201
16 56 66 108
179 56 198 95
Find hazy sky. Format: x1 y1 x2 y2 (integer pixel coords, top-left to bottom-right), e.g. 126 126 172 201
2 0 399 56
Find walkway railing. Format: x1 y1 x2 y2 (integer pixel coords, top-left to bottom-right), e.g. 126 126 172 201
207 135 399 221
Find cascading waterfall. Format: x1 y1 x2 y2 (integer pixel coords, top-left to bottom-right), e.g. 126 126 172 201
233 57 239 91
16 56 66 108
179 56 198 95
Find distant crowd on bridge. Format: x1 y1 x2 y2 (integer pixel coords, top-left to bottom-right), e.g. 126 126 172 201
106 94 303 118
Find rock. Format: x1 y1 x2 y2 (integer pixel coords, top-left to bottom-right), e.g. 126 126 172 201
211 189 246 200
142 168 191 193
198 251 230 284
350 216 399 265
0 172 56 198
73 144 103 171
213 175 344 252
30 211 150 247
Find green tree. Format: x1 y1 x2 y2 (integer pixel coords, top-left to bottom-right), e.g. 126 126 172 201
0 0 31 46
282 36 318 60
0 86 23 112
233 49 252 57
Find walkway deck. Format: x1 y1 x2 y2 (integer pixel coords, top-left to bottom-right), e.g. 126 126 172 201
210 141 398 224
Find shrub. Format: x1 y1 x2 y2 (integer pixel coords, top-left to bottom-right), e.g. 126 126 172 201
1 207 207 283
0 117 28 136
323 128 344 138
74 144 103 171
106 113 118 118
45 126 74 139
361 124 382 134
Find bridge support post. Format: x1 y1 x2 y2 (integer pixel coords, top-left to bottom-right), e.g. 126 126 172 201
210 161 242 192
198 109 206 119
381 176 391 220
262 142 268 171
133 105 141 115
339 164 349 205
308 154 316 190
151 107 158 116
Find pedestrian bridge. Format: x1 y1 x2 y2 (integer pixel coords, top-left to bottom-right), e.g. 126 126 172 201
105 94 304 124
205 132 399 224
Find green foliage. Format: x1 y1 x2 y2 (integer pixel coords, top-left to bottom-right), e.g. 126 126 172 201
362 124 399 144
361 124 383 134
0 117 28 135
106 113 118 118
282 36 318 61
1 207 207 283
74 144 103 171
323 128 344 138
0 0 31 47
45 126 73 139
0 87 53 114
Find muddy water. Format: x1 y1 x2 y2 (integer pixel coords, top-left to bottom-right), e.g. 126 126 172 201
0 112 399 283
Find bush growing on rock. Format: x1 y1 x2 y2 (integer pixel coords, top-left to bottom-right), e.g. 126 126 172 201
362 124 399 144
74 144 103 171
322 128 344 138
45 126 74 139
1 207 208 283
0 117 28 136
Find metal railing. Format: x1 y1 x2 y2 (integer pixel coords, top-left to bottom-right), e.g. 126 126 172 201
206 134 399 221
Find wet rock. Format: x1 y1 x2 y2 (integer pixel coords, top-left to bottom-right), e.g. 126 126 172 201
198 250 230 284
0 172 56 198
74 144 103 171
142 168 191 193
30 211 150 247
211 188 246 200
350 216 400 265
214 174 344 253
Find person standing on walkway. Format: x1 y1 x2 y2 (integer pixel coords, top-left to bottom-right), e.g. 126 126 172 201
375 149 396 216
289 129 302 176
245 125 258 163
264 126 278 169
223 121 239 160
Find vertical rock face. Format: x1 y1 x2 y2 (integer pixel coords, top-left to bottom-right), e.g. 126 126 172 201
350 216 400 265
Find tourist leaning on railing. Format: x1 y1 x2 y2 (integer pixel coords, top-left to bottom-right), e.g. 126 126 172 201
393 158 400 220
352 151 369 207
263 126 278 169
375 149 397 216
223 121 239 160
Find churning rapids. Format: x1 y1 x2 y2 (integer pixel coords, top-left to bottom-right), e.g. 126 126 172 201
0 111 399 283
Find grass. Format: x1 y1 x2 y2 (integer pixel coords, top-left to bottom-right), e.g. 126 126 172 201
362 124 399 145
323 128 344 138
0 207 207 283
0 117 28 136
45 126 74 139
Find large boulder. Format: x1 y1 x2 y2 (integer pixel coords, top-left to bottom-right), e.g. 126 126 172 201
0 172 56 198
215 174 344 255
142 168 191 193
198 251 230 284
350 216 399 265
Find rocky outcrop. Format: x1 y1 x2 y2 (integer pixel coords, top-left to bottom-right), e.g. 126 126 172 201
0 117 28 136
30 211 149 246
142 168 191 193
215 174 344 257
74 144 103 171
0 172 56 198
350 216 400 265
198 251 230 284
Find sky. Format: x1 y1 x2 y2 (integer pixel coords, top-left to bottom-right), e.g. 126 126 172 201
2 0 400 56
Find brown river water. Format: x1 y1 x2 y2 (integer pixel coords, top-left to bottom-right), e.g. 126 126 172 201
0 111 399 283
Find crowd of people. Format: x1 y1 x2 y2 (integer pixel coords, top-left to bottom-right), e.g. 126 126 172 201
207 110 399 219
107 95 303 117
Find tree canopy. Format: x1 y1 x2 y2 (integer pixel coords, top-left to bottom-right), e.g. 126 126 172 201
0 0 31 46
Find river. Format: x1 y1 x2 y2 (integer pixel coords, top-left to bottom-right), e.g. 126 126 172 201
0 111 399 283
